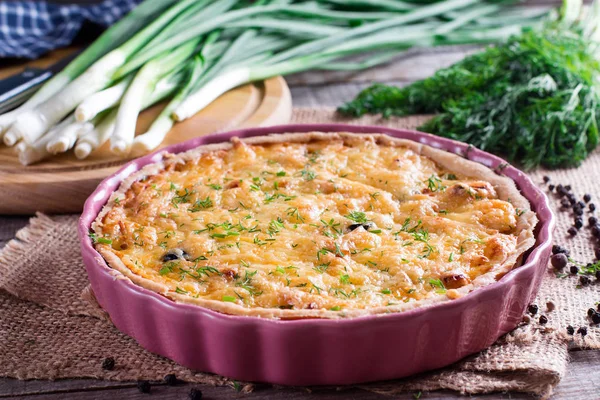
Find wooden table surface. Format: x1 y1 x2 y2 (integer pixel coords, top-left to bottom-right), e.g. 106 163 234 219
1 2 599 397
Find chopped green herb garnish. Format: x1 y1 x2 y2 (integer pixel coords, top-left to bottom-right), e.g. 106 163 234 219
89 233 112 245
189 196 213 211
300 169 317 181
429 278 446 294
345 211 368 224
425 175 446 192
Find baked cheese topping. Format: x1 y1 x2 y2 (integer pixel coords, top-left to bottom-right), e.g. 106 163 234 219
94 134 530 318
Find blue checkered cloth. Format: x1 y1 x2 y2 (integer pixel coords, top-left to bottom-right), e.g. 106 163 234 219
0 0 141 59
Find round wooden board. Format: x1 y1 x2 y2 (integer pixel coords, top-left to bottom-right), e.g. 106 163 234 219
0 76 292 214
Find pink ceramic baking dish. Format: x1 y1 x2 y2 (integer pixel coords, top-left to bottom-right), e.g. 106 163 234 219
79 124 554 386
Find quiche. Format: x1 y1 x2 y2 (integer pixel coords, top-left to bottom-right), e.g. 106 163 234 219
92 132 537 319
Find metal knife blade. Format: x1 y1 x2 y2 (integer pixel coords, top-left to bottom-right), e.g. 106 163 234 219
0 51 80 114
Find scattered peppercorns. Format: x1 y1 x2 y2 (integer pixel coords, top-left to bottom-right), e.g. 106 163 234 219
137 380 151 394
101 357 115 371
528 304 539 315
574 218 583 229
560 199 570 208
584 194 592 203
164 373 178 386
551 253 568 269
552 245 569 256
543 176 550 183
590 203 596 212
570 265 579 274
592 225 600 238
189 388 203 400
588 308 596 317
565 185 572 191
580 275 591 286
574 207 583 216
590 216 598 226
546 301 556 312
592 313 600 324
567 325 575 335
539 315 548 324
577 326 588 337
568 227 578 236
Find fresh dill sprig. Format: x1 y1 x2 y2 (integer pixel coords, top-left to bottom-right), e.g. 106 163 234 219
339 4 600 170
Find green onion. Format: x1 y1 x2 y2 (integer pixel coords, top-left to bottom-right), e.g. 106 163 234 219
1 0 550 164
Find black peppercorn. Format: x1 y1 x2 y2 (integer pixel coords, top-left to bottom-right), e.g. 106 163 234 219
161 249 189 262
574 207 583 216
577 326 588 337
580 275 591 286
551 253 568 269
592 313 600 324
592 225 600 237
588 308 596 317
565 185 572 191
584 194 592 203
570 265 579 274
137 381 151 394
567 325 575 335
164 373 178 386
590 203 596 212
189 388 203 400
551 245 569 256
574 218 583 229
101 357 115 371
543 176 550 183
568 227 578 236
577 201 585 209
560 199 570 208
528 304 538 315
556 184 564 194
589 216 598 226
539 315 548 324
348 222 374 232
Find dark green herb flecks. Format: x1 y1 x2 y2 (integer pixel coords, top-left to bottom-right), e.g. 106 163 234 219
339 12 600 169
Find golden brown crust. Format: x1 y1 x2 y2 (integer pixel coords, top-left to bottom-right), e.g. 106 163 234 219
92 132 537 319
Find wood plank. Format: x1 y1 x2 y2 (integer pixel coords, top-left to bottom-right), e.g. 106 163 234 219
1 348 599 399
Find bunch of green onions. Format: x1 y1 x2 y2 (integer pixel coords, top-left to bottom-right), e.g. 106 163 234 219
0 0 547 165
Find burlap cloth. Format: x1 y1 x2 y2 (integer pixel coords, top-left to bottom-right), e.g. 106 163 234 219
1 108 599 399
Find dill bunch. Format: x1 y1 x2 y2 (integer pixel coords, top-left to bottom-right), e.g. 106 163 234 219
339 0 600 169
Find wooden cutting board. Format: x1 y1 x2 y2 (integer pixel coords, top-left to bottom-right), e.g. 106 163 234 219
0 49 292 214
